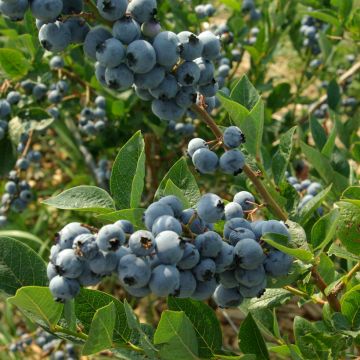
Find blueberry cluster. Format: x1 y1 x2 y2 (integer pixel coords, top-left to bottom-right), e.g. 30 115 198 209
300 15 326 56
194 3 216 19
95 158 111 184
78 96 108 136
8 327 78 359
0 91 21 139
313 102 328 119
188 126 246 175
241 0 261 22
47 191 292 308
286 173 323 212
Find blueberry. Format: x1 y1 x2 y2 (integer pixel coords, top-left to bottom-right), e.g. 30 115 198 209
193 258 216 281
199 79 219 97
105 64 134 90
250 220 265 240
83 26 112 60
0 215 7 227
155 231 185 264
219 149 245 175
195 231 223 257
151 98 186 121
16 158 30 171
124 285 151 298
307 182 322 196
177 243 200 270
234 238 264 270
217 64 230 78
175 86 197 108
180 208 206 234
97 224 125 252
235 265 265 287
115 245 132 261
49 244 61 263
0 119 8 131
56 223 90 250
152 215 182 236
223 218 252 239
144 201 174 230
178 31 204 61
89 251 118 275
0 0 28 21
223 126 245 148
192 148 219 174
141 19 162 38
134 65 165 90
62 0 84 14
32 83 47 100
261 220 289 240
219 270 238 288
174 270 197 298
128 230 155 256
49 276 80 301
64 17 90 44
194 58 215 85
5 181 17 195
72 233 99 260
149 264 180 297
134 86 154 101
118 254 151 288
158 195 183 218
6 91 21 105
149 74 179 99
214 242 234 273
213 285 243 308
127 0 157 23
238 277 266 298
153 31 181 68
78 263 102 286
264 250 293 277
96 0 127 21
30 0 63 21
233 191 255 211
175 61 200 86
19 190 33 203
95 96 106 109
55 249 84 278
191 278 217 300
48 90 62 104
21 80 35 94
228 227 256 246
198 31 221 60
47 262 57 281
224 202 244 220
115 219 134 234
0 100 11 118
126 40 156 74
39 21 71 53
196 193 224 223
11 198 27 213
113 16 141 44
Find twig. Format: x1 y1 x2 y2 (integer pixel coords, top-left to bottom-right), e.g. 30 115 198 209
53 68 96 95
283 285 326 305
311 267 341 312
221 309 238 334
190 104 288 221
330 262 360 297
298 61 360 124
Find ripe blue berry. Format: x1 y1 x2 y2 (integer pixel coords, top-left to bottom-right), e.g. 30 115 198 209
155 231 185 264
118 254 151 288
128 230 155 256
234 238 264 270
213 285 243 308
192 148 219 174
149 264 180 297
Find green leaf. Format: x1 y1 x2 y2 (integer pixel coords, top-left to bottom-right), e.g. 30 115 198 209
0 137 16 176
310 116 327 150
8 286 63 329
9 111 54 144
267 83 292 111
0 237 47 297
311 209 339 251
0 48 31 79
272 127 296 184
75 289 132 344
97 208 145 230
321 121 337 158
163 179 191 208
301 142 348 194
307 10 341 27
154 311 199 360
0 230 43 251
238 313 269 360
82 302 116 355
123 300 158 356
341 186 360 207
328 243 360 262
341 288 360 330
155 158 200 207
167 297 222 358
219 0 241 11
247 289 292 310
327 80 341 110
262 233 314 263
336 201 360 254
230 75 260 111
110 131 145 209
43 186 115 213
297 185 332 226
317 254 335 285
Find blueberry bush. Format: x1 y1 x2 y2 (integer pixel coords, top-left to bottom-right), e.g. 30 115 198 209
0 0 359 359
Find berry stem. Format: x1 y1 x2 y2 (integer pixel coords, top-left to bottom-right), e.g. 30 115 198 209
283 285 326 305
191 104 288 221
310 266 341 312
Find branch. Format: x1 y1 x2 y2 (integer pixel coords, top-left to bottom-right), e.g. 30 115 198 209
298 61 360 124
330 261 360 297
190 104 288 221
311 267 341 312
